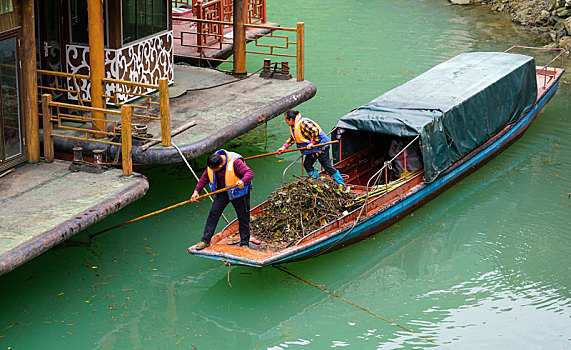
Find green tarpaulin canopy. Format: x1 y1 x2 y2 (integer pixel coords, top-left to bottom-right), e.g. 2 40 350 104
335 52 537 183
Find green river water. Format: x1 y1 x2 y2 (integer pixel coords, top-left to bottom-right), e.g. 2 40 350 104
1 0 570 349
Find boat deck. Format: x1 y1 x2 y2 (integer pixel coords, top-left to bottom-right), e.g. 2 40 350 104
188 171 425 266
536 66 564 95
0 160 148 275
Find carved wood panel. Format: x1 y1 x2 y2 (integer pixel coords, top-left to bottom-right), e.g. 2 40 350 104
65 31 173 104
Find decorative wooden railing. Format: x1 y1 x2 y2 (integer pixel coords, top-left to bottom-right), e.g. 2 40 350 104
172 0 191 8
245 22 305 81
41 94 135 176
188 0 265 48
176 17 305 81
173 0 265 24
36 70 171 147
195 0 224 48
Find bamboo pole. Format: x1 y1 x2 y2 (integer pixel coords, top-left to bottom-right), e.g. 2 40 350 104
296 22 305 82
0 168 15 179
89 185 237 238
41 94 54 162
159 78 172 146
22 0 39 162
121 105 133 176
88 0 106 137
243 140 338 161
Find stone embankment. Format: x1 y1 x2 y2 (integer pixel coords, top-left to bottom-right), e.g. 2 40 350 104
451 0 571 52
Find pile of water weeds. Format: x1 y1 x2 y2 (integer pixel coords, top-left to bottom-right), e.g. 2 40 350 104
251 177 356 246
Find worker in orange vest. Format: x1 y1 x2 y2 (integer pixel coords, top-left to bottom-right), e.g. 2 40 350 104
190 149 254 250
277 109 344 184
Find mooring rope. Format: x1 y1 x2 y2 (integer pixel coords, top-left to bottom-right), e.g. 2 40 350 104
274 265 452 350
184 66 263 92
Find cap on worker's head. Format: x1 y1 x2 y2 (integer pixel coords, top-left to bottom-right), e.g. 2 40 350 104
207 153 224 169
285 110 299 120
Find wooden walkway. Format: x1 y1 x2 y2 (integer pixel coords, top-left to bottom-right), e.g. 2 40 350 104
0 161 148 275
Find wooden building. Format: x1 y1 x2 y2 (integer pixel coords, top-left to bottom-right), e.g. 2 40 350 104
0 0 35 172
1 0 311 171
0 0 174 172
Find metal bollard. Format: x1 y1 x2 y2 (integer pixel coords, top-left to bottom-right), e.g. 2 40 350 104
133 124 147 136
262 59 271 74
72 146 83 164
281 61 290 75
93 149 104 166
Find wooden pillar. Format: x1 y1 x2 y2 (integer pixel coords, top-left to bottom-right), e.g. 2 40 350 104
159 78 171 147
88 0 106 136
121 105 133 176
22 0 39 162
233 0 247 76
296 22 305 82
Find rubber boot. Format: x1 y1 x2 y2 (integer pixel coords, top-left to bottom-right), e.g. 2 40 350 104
307 170 319 178
332 171 345 185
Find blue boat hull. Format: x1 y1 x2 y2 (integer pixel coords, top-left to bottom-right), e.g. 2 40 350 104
269 76 561 265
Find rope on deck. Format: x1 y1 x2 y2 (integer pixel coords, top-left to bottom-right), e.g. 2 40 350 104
183 66 263 92
274 265 452 350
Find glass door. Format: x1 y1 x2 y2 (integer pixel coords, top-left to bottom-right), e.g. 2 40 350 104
0 34 25 171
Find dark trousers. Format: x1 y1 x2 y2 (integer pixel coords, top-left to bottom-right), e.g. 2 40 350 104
202 190 250 246
303 148 338 176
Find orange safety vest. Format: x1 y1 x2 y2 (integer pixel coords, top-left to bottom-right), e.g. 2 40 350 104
289 114 330 155
207 150 250 199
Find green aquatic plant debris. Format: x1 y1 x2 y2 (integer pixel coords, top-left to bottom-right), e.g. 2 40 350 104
251 177 356 246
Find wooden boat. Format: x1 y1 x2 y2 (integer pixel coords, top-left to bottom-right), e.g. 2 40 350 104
187 46 565 267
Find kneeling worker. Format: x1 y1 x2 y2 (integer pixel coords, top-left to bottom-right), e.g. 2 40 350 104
190 149 254 250
277 109 344 184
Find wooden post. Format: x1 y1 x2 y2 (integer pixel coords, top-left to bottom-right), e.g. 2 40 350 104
121 105 133 176
261 0 266 23
196 0 204 53
296 22 305 82
159 78 172 146
233 0 247 76
22 0 39 162
88 0 106 137
41 94 54 162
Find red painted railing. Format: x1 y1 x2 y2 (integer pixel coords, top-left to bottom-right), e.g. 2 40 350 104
504 46 565 89
195 0 225 48
172 0 191 8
